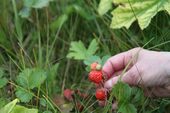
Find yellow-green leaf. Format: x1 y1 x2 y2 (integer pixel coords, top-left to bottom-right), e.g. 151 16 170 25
111 0 170 29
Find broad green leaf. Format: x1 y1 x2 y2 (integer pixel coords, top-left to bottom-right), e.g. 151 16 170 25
16 68 32 89
110 0 170 29
118 103 137 113
98 0 112 15
23 0 52 8
67 41 88 60
29 68 47 89
15 88 33 103
83 55 101 66
11 105 38 113
67 39 99 60
16 68 47 89
0 78 8 88
87 39 98 57
0 99 19 113
113 82 132 103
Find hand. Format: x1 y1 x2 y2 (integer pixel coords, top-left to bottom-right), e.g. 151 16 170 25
103 47 170 97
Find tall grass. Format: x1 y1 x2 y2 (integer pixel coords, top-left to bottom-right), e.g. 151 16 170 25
0 0 170 112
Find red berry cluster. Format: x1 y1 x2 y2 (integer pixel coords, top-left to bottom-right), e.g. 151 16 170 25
88 62 107 101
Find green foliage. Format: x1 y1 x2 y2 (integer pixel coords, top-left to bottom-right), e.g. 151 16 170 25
15 88 33 103
16 68 47 102
23 0 52 8
111 82 145 113
67 39 99 60
0 99 19 113
19 0 53 18
98 0 112 15
0 68 8 88
11 105 38 113
118 103 137 113
98 0 170 29
0 99 38 113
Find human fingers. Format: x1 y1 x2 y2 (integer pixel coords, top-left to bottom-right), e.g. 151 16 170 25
104 66 140 90
102 51 133 79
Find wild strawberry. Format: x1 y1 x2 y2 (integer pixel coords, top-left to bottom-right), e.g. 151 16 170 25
63 89 74 101
88 70 103 84
90 62 98 70
95 89 106 100
96 64 102 70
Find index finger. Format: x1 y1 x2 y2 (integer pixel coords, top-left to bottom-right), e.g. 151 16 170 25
102 51 133 78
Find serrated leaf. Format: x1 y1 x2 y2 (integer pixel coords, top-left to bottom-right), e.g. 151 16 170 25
83 55 101 66
118 103 137 113
67 39 99 60
113 82 132 103
67 41 87 60
29 68 47 89
0 78 8 88
110 0 170 29
98 0 112 15
15 88 33 103
16 68 47 89
87 39 98 57
11 105 38 113
16 68 32 89
23 0 52 9
0 99 19 113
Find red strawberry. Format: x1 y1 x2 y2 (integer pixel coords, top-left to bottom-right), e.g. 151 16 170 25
90 62 98 70
63 89 74 101
88 70 103 84
95 89 106 100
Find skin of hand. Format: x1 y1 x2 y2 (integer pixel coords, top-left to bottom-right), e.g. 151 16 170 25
102 47 170 97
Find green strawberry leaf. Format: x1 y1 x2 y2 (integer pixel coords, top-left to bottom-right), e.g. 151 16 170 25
67 39 99 60
16 68 47 89
83 55 101 66
15 88 33 103
113 82 132 103
29 68 47 89
110 0 170 29
118 103 137 113
87 39 99 57
98 0 112 15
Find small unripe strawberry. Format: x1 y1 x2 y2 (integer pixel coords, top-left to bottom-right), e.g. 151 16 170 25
88 70 103 84
96 64 102 70
90 62 98 70
95 89 106 100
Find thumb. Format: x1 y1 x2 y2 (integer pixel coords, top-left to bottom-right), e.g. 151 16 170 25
104 66 139 90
